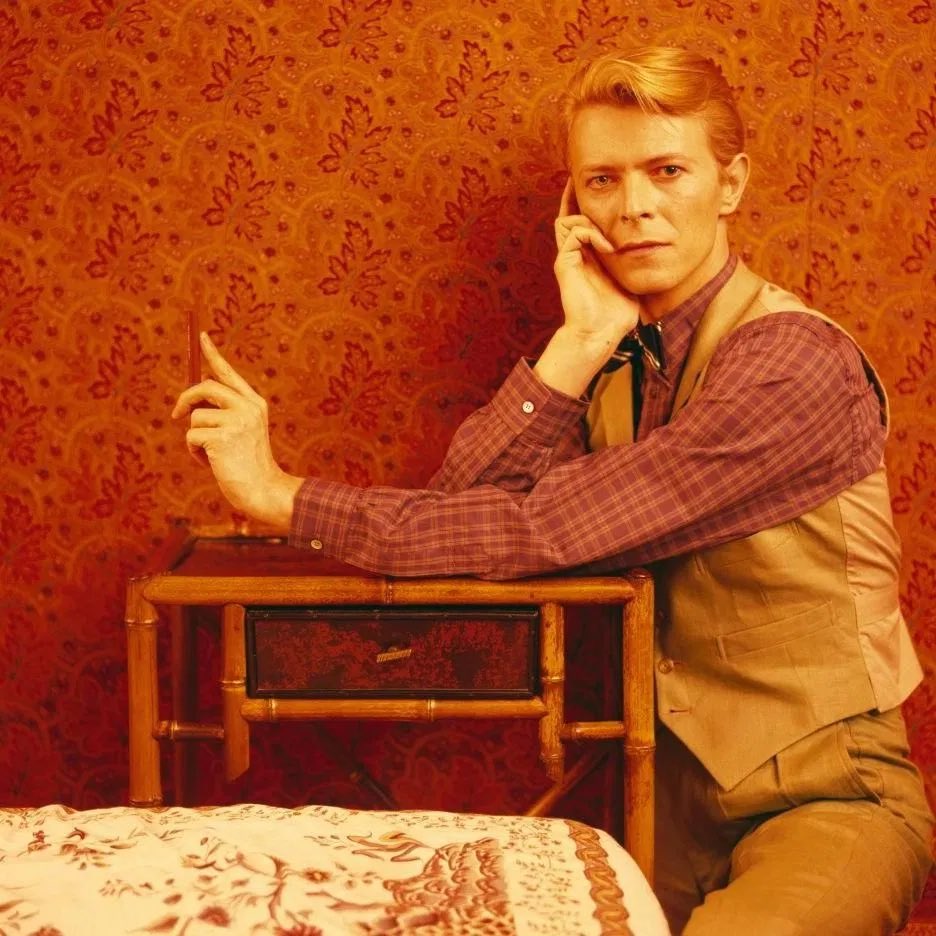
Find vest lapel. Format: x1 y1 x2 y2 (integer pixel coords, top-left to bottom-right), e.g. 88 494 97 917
586 367 635 449
586 261 767 449
671 261 766 417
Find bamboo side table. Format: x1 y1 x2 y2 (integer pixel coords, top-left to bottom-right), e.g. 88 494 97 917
125 522 655 883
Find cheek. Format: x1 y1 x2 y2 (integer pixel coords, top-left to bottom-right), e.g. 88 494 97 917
672 186 722 220
579 199 619 236
662 194 718 240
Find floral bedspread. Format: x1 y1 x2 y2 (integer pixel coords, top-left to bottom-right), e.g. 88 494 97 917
0 804 669 935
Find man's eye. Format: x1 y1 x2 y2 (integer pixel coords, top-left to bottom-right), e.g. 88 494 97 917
588 174 612 188
658 165 682 178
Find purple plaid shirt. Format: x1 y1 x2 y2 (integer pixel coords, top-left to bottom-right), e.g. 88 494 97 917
289 259 886 579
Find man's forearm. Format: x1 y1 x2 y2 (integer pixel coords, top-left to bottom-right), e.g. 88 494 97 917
429 358 588 495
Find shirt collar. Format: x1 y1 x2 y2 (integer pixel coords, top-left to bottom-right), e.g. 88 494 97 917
653 254 738 380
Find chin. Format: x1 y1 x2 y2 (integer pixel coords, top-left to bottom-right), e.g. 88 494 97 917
609 265 682 298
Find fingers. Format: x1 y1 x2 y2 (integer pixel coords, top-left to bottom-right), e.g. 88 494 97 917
559 177 575 216
171 376 267 422
555 183 614 254
171 379 240 419
200 332 261 400
555 217 606 251
189 406 226 428
171 333 266 421
184 429 211 466
556 180 591 231
555 222 615 258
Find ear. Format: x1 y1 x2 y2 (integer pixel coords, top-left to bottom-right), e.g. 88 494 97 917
718 152 750 217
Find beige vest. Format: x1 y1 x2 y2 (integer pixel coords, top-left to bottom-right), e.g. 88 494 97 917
588 262 923 790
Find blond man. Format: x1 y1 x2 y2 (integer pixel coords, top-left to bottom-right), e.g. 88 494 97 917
174 46 933 934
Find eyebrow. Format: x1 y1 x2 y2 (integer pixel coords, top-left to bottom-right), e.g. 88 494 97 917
647 152 697 165
578 153 698 173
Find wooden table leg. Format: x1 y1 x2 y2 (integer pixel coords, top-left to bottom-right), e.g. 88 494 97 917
125 577 162 806
170 604 198 804
221 603 250 781
311 725 398 809
539 602 565 783
602 607 623 839
525 748 606 817
623 571 655 887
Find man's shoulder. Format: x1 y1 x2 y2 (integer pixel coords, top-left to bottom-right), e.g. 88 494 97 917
727 305 849 352
727 271 860 350
744 276 825 321
713 304 867 381
710 299 880 408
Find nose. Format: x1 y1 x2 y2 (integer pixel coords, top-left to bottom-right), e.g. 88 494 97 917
616 173 655 221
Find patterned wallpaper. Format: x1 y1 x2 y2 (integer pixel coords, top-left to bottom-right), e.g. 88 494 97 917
1 0 934 834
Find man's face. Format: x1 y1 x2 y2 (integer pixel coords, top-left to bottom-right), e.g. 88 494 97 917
568 104 745 317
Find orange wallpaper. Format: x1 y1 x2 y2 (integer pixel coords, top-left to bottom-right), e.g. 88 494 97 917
1 0 934 829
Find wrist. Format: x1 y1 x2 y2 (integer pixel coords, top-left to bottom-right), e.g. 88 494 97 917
534 325 620 397
257 470 304 532
554 323 622 355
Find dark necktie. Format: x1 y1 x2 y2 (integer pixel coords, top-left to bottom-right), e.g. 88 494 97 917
601 322 665 438
603 321 665 374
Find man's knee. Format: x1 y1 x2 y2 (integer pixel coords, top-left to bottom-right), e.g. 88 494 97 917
683 800 931 936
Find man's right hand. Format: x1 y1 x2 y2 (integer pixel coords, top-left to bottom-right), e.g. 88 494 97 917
553 178 641 347
533 180 641 398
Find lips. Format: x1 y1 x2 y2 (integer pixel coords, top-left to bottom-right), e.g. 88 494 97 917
618 241 668 253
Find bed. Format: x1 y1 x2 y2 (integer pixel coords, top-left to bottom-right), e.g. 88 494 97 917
0 803 669 935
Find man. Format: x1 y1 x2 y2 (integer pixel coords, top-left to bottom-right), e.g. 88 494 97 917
173 47 933 934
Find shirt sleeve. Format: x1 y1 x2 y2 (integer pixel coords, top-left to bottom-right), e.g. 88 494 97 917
426 359 588 494
289 314 885 580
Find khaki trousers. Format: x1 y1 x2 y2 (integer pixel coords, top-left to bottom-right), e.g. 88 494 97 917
656 707 934 936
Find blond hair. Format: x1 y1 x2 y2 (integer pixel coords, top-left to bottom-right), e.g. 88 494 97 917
562 46 745 168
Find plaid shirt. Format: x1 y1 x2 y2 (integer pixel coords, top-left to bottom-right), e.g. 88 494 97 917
290 260 886 579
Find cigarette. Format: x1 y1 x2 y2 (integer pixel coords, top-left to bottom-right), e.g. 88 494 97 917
188 308 201 386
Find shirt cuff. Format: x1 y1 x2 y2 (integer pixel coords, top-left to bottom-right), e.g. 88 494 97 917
490 359 588 446
288 477 363 556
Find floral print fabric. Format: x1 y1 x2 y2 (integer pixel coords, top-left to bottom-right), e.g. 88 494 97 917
0 803 669 935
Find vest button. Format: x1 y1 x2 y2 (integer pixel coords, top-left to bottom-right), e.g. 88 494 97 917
657 658 674 674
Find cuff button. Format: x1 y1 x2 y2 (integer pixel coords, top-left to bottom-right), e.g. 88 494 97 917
310 539 323 550
521 400 535 414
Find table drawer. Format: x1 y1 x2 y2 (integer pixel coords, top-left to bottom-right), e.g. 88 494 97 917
245 606 539 698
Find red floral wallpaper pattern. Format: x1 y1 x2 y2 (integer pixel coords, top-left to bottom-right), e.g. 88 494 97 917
0 0 934 842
